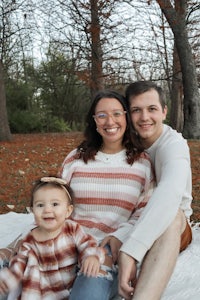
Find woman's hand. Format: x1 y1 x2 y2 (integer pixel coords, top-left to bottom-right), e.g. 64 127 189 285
100 236 122 263
118 252 136 299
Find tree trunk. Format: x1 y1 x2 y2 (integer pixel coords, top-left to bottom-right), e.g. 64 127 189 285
174 25 200 138
170 45 184 132
157 0 200 139
0 60 12 141
90 0 104 97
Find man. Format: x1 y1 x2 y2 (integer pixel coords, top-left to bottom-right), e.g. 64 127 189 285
118 81 193 300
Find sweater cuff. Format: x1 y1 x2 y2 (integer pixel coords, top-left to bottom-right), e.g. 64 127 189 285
83 247 105 264
120 238 148 263
112 227 134 244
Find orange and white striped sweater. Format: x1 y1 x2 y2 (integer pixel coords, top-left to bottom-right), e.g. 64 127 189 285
59 149 155 245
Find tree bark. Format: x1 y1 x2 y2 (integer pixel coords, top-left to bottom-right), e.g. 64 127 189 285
90 0 104 97
0 60 12 141
170 45 184 132
157 0 200 138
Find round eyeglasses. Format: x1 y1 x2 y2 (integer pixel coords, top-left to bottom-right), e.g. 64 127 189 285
93 110 127 124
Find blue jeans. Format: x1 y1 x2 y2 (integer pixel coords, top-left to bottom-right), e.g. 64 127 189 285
69 245 118 300
0 259 9 269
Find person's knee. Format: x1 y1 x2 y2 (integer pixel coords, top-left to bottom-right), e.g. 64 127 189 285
70 269 117 300
171 209 186 234
97 264 118 281
158 209 186 243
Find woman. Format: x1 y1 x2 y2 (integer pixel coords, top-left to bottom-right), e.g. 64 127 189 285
58 90 155 300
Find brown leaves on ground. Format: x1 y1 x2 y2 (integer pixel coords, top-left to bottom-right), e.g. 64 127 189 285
0 133 200 221
0 133 82 214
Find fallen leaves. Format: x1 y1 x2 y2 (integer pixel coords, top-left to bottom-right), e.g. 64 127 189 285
0 132 83 214
0 133 199 221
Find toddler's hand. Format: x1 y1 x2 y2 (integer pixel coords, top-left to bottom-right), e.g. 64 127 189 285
81 256 100 277
0 268 18 295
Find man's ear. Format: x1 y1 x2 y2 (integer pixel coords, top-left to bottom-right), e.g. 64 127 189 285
163 105 168 121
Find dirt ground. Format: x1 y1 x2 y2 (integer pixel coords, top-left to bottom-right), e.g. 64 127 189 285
0 132 200 221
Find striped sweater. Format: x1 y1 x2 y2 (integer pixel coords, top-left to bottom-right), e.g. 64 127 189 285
0 220 104 300
59 149 155 244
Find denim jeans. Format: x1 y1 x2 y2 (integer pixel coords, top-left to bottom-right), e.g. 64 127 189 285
69 245 118 300
0 259 9 269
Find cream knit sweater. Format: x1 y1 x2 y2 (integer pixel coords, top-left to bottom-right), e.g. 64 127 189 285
59 149 155 245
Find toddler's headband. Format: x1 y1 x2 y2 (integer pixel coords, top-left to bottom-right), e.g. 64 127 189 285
40 177 72 203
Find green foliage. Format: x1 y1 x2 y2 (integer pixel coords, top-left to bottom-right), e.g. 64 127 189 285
9 110 72 134
70 120 86 131
37 49 91 126
5 47 91 133
9 110 43 133
6 79 33 112
41 116 71 133
51 118 71 133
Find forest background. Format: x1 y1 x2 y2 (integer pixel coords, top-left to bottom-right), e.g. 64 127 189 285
0 1 200 219
0 0 200 140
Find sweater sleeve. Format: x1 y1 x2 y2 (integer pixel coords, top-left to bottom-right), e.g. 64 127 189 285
0 240 29 293
57 149 77 181
72 222 105 265
120 139 192 262
111 157 155 243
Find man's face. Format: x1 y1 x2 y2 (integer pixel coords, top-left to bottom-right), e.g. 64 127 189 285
129 89 167 148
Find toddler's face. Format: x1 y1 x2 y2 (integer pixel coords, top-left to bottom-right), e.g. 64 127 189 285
32 185 73 234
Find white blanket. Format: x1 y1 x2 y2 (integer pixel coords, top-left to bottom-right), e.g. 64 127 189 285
0 212 200 300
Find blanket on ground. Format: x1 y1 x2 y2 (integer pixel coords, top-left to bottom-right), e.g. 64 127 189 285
0 212 200 300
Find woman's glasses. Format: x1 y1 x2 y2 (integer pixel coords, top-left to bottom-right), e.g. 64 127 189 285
93 110 126 124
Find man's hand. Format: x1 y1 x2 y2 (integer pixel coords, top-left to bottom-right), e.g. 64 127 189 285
118 251 137 300
100 236 122 263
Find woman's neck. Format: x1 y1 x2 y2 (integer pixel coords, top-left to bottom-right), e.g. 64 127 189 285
100 143 124 154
